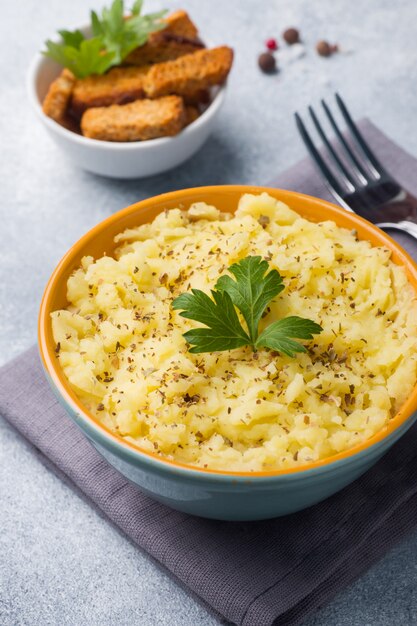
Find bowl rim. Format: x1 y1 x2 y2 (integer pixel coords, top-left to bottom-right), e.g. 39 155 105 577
26 34 227 150
38 185 417 480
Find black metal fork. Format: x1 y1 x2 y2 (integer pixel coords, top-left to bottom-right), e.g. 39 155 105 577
295 94 417 240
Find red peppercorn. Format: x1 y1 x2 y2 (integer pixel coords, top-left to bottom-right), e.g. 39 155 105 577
265 38 278 51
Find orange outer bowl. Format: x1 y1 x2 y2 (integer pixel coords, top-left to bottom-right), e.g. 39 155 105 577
38 186 417 519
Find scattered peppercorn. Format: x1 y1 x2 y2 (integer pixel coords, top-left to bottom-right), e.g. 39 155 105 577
265 38 278 51
283 27 300 45
316 40 331 56
258 52 277 73
316 40 339 57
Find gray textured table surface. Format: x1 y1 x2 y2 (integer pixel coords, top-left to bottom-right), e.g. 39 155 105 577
1 0 417 624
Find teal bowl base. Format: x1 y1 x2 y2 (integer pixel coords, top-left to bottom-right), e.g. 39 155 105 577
45 367 417 521
93 439 385 521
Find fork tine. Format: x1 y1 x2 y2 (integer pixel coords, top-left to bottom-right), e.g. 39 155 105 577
335 93 388 177
308 105 357 191
321 99 370 183
294 113 346 200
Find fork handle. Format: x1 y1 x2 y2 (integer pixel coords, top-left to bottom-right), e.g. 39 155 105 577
376 220 417 240
376 191 417 240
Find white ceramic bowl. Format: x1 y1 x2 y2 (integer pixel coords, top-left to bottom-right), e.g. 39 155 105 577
27 42 227 179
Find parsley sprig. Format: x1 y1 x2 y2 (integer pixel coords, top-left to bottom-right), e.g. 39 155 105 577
172 256 323 356
43 0 167 79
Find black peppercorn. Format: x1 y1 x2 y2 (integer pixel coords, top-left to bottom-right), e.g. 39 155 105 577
316 40 332 57
258 52 276 73
283 28 300 45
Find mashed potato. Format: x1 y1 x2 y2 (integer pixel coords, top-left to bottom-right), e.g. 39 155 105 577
52 193 417 471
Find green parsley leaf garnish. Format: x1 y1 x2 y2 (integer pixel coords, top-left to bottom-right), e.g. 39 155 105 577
173 289 250 354
43 0 167 79
255 316 323 357
215 256 284 343
90 0 167 66
58 29 85 49
172 256 323 356
44 38 116 80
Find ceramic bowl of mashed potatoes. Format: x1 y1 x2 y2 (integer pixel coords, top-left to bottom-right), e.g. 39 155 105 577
38 186 417 520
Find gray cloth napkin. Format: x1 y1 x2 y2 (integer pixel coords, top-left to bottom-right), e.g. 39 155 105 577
1 119 417 626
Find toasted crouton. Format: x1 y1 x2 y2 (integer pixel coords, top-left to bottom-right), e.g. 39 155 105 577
184 105 200 126
42 69 76 122
143 46 233 99
71 66 149 117
181 89 210 106
80 95 186 142
163 9 199 39
125 10 202 66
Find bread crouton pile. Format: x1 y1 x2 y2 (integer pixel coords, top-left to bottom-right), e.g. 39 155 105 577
42 10 233 142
